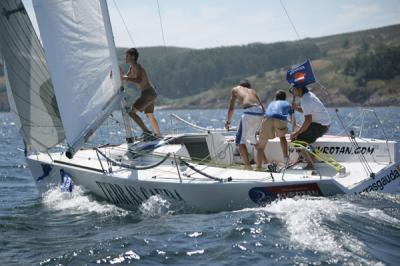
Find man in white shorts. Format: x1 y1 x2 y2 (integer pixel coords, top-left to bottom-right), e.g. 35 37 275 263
225 80 264 170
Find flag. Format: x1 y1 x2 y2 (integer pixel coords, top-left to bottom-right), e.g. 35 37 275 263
60 169 73 192
286 59 316 87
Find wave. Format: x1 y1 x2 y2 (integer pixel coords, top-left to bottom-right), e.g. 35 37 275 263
42 185 128 217
41 186 187 219
236 195 399 264
139 194 186 217
360 191 400 204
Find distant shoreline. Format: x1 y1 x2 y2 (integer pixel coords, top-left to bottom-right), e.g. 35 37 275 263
2 105 400 113
1 24 400 113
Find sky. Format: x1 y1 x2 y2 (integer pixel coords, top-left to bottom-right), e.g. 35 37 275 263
22 0 400 49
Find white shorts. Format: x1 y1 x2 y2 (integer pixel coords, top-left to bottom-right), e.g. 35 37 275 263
235 106 264 145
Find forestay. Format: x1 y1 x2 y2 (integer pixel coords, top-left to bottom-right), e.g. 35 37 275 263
0 0 65 152
33 0 122 157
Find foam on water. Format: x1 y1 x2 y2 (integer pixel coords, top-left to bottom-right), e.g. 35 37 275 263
238 196 394 264
362 191 400 204
139 194 175 217
186 249 205 256
364 208 400 226
42 185 128 216
264 197 351 255
103 250 141 264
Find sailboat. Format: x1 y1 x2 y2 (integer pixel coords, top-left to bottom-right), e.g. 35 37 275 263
1 0 399 213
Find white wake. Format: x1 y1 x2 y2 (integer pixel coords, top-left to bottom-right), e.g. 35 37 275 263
42 185 128 216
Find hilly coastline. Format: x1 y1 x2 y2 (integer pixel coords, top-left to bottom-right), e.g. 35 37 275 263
1 24 400 111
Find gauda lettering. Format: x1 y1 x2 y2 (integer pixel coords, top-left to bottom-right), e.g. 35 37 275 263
361 168 399 193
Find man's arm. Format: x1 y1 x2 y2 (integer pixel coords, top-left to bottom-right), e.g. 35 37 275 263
122 64 143 83
291 114 312 140
119 66 124 84
225 89 237 130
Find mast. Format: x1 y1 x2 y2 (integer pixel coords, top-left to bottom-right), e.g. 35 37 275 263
100 0 134 142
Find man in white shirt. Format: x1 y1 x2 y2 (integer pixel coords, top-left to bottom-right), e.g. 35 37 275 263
290 86 331 168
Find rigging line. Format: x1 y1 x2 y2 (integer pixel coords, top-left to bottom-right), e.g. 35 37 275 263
337 110 373 173
372 111 393 163
156 0 167 53
100 149 198 176
95 147 171 170
111 0 136 47
179 159 229 182
125 146 241 170
279 0 331 97
105 145 245 172
335 109 372 176
115 142 202 165
349 135 374 175
336 112 364 135
279 0 306 52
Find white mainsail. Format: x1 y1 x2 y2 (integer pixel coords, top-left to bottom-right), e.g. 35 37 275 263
33 0 122 158
0 0 65 153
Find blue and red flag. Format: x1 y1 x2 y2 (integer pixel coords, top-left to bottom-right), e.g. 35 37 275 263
286 59 316 87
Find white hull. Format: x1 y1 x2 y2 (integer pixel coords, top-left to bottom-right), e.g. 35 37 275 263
27 134 400 212
4 0 397 213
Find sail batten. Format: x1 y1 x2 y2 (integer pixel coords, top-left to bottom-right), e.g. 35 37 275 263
33 0 122 157
0 0 65 152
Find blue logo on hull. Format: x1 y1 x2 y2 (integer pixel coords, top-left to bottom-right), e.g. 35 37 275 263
60 169 73 192
249 183 323 205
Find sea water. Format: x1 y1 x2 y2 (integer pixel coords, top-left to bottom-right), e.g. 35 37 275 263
1 107 400 265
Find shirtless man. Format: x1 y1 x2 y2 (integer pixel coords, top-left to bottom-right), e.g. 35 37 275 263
225 79 264 170
122 48 161 139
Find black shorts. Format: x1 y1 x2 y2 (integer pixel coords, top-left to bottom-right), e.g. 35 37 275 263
296 122 329 144
133 87 157 113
